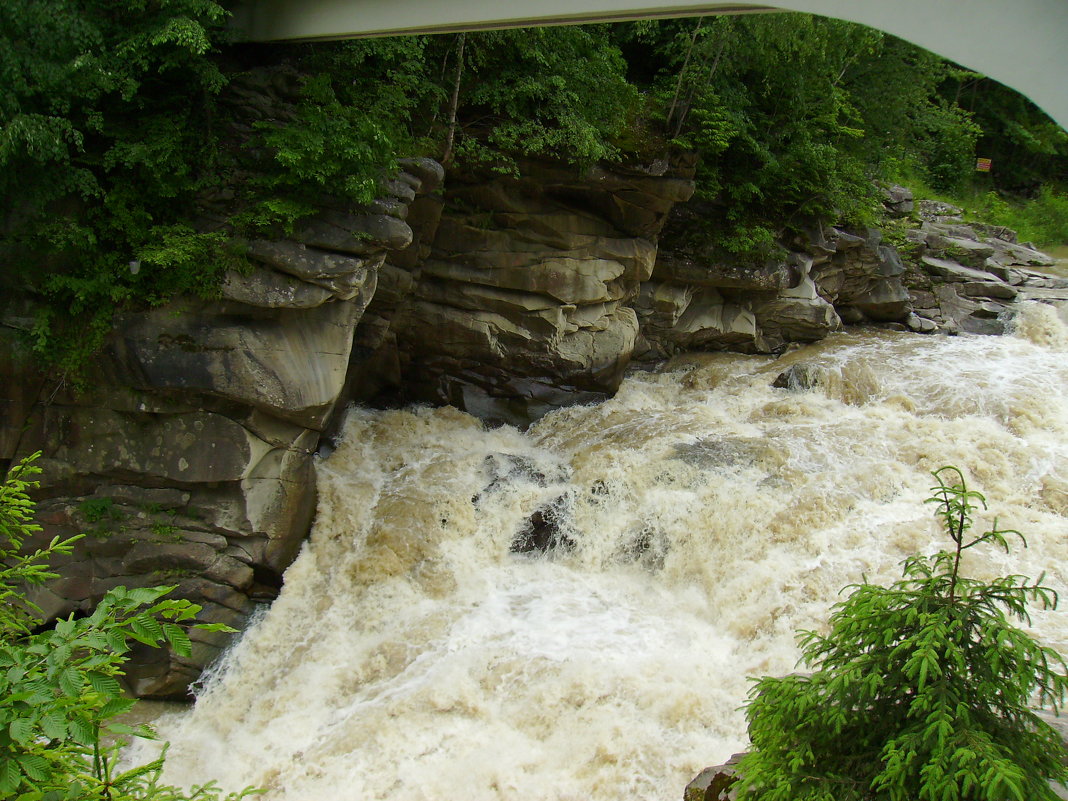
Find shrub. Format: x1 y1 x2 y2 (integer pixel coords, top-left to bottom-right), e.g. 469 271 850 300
0 453 255 800
736 466 1068 801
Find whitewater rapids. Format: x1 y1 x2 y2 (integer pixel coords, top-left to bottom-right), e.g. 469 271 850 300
136 302 1068 801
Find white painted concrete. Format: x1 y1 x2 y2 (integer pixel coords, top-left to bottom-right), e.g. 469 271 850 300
231 0 1068 132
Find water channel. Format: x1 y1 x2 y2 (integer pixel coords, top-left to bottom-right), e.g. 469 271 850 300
132 301 1068 801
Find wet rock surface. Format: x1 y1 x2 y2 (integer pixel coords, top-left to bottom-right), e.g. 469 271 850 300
638 212 913 358
901 215 1066 335
352 156 697 425
1 151 439 696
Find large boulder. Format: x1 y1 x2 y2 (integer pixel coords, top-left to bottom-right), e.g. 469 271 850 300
812 228 911 322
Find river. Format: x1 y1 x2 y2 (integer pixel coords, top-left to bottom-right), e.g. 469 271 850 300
132 301 1068 801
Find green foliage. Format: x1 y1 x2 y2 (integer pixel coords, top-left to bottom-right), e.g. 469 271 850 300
944 74 1068 193
450 26 637 170
628 14 978 254
0 454 254 800
312 26 636 174
240 70 398 229
736 466 1068 801
78 498 120 525
0 0 235 375
914 104 983 193
620 14 1048 257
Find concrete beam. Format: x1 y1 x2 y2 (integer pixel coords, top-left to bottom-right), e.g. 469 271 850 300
231 0 1068 132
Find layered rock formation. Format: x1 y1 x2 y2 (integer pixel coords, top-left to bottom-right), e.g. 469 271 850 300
635 203 912 359
635 187 1064 358
0 157 443 697
349 158 696 424
899 197 1067 335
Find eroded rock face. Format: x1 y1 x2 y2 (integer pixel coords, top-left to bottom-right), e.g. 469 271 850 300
352 157 695 425
900 219 1065 335
1 155 441 696
637 209 914 358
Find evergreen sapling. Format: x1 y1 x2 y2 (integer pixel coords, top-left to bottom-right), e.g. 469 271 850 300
735 466 1068 801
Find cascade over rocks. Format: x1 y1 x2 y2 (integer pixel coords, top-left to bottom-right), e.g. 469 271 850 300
2 133 1064 699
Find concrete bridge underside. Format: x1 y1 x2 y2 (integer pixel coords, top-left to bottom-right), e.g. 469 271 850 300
232 0 1068 133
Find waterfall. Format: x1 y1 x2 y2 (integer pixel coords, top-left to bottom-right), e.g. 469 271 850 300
136 302 1068 801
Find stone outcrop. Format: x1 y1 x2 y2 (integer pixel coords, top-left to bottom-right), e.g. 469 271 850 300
636 204 914 358
684 755 743 801
897 196 1066 335
639 187 1063 357
1 157 441 697
349 157 696 425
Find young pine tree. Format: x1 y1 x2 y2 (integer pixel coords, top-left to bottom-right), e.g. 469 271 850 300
736 466 1068 801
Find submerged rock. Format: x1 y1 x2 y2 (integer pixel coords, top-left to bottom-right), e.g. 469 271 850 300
772 363 823 390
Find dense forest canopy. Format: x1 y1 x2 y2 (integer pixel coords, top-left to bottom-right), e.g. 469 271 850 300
1 0 1066 373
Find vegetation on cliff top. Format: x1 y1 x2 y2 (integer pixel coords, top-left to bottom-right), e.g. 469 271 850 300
2 5 1066 373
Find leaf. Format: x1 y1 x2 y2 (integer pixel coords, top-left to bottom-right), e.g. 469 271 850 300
85 671 121 699
163 622 192 658
105 628 128 654
0 758 19 795
123 586 173 606
15 753 49 781
57 667 83 697
9 717 34 745
130 613 165 644
68 714 96 746
54 617 75 638
39 712 67 741
99 697 135 719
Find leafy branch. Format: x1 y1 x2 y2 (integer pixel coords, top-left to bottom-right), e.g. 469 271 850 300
0 453 257 800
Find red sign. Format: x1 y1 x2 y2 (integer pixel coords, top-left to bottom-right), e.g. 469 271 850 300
975 158 992 172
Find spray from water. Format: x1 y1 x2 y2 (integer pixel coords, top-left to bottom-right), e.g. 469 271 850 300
137 303 1068 801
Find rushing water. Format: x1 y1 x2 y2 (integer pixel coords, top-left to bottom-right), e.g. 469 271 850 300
136 302 1068 801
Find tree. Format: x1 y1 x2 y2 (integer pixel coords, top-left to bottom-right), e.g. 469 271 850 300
0 0 235 375
623 14 982 255
736 466 1068 801
0 453 253 800
418 25 637 172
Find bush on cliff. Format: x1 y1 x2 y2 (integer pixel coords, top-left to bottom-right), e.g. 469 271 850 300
0 453 252 800
736 466 1068 801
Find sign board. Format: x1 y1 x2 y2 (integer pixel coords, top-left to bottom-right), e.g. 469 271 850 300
975 157 992 172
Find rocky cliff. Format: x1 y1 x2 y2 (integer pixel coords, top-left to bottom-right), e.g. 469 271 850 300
348 156 697 425
0 156 443 697
2 163 1063 696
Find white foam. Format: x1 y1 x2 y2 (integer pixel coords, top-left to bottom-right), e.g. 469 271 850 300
136 302 1068 800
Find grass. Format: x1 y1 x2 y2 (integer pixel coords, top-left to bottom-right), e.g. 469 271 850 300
892 170 1068 250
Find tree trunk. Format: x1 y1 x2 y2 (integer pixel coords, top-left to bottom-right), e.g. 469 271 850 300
441 32 466 165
